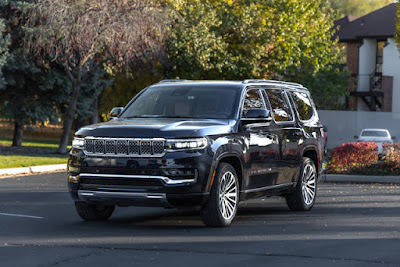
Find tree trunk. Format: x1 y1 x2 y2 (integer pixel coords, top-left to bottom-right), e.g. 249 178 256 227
90 97 99 124
57 82 81 154
12 119 23 147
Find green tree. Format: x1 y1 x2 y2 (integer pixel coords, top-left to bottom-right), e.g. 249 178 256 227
167 0 350 109
0 1 65 146
321 0 394 17
395 2 400 63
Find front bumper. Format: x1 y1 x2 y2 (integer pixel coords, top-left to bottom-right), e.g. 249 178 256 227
68 147 213 207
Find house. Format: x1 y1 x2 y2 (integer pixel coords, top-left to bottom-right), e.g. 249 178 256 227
335 3 399 113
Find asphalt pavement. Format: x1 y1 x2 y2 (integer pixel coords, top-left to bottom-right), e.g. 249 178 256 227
1 173 400 267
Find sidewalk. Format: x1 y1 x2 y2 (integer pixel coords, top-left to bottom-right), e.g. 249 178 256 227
0 164 67 178
322 174 400 184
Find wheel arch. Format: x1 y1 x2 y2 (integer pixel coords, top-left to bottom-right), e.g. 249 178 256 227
206 153 244 194
301 146 319 174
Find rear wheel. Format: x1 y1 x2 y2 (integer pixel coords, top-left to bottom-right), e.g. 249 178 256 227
201 163 239 227
286 157 317 211
75 202 115 221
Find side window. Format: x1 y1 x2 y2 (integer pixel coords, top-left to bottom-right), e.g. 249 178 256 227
265 89 293 122
242 89 265 116
290 91 314 121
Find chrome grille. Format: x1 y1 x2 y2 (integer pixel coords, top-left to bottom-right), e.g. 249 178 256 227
128 140 140 154
116 140 128 154
153 141 164 154
94 140 104 154
84 138 165 157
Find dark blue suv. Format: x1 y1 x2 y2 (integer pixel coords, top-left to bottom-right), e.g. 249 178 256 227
68 80 324 226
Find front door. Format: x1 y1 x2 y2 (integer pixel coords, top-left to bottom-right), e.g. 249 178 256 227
241 88 280 191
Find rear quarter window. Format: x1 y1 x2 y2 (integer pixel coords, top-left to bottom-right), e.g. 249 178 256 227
290 91 314 121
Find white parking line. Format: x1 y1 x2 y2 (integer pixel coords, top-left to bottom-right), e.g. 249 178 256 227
0 212 44 219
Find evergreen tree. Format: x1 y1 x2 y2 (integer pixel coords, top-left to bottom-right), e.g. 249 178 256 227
0 19 9 89
0 1 63 146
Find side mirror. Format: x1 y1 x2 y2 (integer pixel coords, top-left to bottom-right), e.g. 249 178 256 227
242 109 272 121
109 107 123 120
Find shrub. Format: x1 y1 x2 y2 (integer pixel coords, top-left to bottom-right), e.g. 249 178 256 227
328 142 400 175
328 142 378 174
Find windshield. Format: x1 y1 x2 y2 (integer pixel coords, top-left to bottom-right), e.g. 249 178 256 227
361 130 389 137
121 85 239 119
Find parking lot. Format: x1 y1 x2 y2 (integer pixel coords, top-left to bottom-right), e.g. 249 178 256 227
0 173 400 266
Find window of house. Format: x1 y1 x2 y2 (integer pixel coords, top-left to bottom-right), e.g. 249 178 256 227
290 91 314 121
264 89 293 122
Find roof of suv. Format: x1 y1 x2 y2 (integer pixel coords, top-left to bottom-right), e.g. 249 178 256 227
156 79 308 91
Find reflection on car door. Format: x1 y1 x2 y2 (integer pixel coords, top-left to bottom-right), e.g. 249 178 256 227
263 88 303 185
241 88 280 193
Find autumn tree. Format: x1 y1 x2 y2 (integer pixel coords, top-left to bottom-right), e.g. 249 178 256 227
25 0 167 153
167 0 350 108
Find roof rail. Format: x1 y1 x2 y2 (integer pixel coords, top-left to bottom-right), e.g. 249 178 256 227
242 79 304 88
159 79 191 83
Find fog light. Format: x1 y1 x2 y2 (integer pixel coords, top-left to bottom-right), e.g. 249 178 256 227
68 175 79 183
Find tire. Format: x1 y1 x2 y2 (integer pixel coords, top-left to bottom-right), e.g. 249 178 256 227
75 202 115 221
201 163 239 227
286 157 317 211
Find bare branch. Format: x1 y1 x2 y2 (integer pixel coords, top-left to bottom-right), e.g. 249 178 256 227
25 0 168 72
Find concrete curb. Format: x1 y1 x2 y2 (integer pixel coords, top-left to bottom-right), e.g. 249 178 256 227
0 164 67 178
322 174 400 184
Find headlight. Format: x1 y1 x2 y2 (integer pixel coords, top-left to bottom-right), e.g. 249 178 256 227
166 137 207 151
72 137 85 149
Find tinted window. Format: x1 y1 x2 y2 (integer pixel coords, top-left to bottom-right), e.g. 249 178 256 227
290 91 314 121
361 130 388 137
121 85 239 119
265 89 293 122
242 89 265 116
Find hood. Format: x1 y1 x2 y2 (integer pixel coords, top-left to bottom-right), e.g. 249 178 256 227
75 118 235 138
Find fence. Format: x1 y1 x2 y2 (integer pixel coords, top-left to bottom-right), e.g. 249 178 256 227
317 110 400 149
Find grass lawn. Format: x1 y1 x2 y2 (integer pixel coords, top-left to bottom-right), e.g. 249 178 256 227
0 154 68 169
0 138 71 169
0 138 71 150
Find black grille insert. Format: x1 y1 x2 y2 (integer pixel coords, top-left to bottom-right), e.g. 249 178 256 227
84 138 165 156
79 177 163 188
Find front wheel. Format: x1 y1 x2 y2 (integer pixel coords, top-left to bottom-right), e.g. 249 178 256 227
201 163 239 227
75 202 115 221
286 157 317 211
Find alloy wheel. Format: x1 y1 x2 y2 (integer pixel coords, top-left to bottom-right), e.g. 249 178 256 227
301 163 316 205
218 171 238 220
